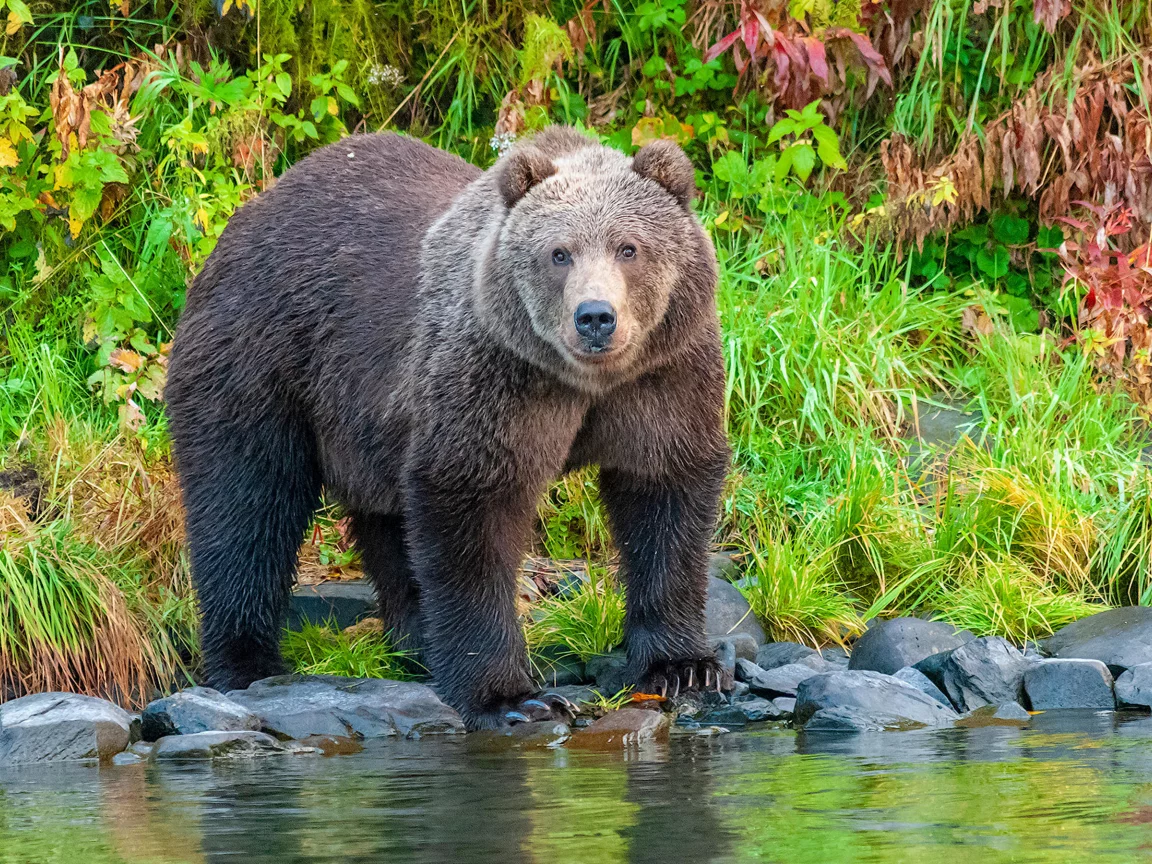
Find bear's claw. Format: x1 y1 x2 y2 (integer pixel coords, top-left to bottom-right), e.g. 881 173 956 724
640 656 728 699
503 693 578 726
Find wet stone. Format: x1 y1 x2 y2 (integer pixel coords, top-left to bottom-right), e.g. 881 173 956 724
151 730 313 760
298 735 365 756
140 687 262 741
705 576 766 645
755 642 820 671
111 751 145 766
585 651 628 696
849 617 972 675
795 670 959 730
735 658 764 683
1024 659 1115 710
1042 607 1152 675
746 662 820 699
469 721 571 751
1115 663 1152 709
941 637 1030 713
568 708 670 750
0 693 133 765
820 646 850 669
893 666 953 708
226 675 465 739
955 702 1031 728
803 706 929 733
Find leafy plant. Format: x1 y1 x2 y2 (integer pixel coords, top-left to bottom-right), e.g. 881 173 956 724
766 100 846 184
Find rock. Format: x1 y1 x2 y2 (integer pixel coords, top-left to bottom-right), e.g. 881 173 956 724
772 697 796 717
955 702 1031 728
140 687 262 741
912 649 954 690
712 638 737 685
0 693 133 764
288 580 376 631
820 646 850 668
1023 659 1115 710
1115 663 1152 709
112 751 145 765
692 705 748 726
531 647 586 688
893 666 953 708
585 651 628 695
755 642 820 670
127 741 154 757
226 675 464 739
848 617 972 675
803 706 930 733
941 637 1030 712
730 633 759 662
704 576 765 645
708 552 741 582
746 662 820 698
735 658 764 683
568 708 670 749
297 735 364 756
1042 607 1152 675
794 670 959 729
151 731 310 760
731 698 785 722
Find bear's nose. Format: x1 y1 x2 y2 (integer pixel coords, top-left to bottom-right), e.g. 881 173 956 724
574 300 617 341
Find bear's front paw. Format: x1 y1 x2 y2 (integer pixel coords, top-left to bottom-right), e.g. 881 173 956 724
470 693 578 730
638 656 729 699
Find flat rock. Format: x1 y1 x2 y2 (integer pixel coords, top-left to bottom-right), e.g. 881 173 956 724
151 731 310 760
941 637 1030 712
755 642 820 670
849 617 972 675
955 702 1031 728
568 707 670 749
226 675 464 739
803 706 930 733
820 646 850 668
1024 659 1115 710
1115 663 1152 709
893 666 953 707
140 687 262 741
584 651 628 695
705 576 765 645
289 580 376 631
735 658 764 683
794 670 959 729
1042 607 1152 674
746 662 820 698
0 693 133 764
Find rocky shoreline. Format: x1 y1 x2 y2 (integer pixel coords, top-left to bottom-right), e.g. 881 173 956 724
4 595 1152 766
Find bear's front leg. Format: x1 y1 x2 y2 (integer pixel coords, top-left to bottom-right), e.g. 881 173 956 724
600 458 729 696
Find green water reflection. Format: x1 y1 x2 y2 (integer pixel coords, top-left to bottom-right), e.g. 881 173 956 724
3 710 1152 863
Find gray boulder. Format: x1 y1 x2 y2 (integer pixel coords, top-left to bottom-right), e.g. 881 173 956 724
794 670 959 729
1042 607 1152 675
849 617 972 675
289 580 376 631
0 693 133 764
1115 662 1152 709
705 577 765 645
893 666 953 708
820 646 850 668
1023 659 1114 710
746 662 820 698
941 637 1030 712
755 642 820 670
585 650 628 695
955 702 1031 728
803 706 932 733
151 730 313 760
140 687 262 741
226 675 464 739
735 658 764 682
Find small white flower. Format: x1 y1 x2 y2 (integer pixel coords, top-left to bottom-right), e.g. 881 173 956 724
366 63 404 89
489 132 517 155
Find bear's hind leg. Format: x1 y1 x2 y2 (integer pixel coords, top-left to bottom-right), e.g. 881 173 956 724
178 415 321 693
351 512 424 656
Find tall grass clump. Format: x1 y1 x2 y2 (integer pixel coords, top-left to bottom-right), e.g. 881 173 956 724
281 622 417 680
524 569 625 662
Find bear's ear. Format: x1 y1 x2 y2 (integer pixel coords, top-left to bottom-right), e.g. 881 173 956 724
499 148 557 208
632 140 696 208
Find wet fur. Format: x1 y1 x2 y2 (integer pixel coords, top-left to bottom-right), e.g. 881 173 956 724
166 128 729 729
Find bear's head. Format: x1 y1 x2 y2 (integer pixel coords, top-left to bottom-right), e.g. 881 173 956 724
481 127 716 391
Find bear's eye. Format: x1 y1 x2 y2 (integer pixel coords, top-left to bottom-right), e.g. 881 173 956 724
551 248 571 266
619 244 637 260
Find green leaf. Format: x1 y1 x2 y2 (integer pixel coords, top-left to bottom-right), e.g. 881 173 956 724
790 144 817 182
953 224 989 245
812 124 846 170
275 72 292 98
991 213 1030 245
976 245 1010 279
767 118 798 144
335 83 360 106
774 147 795 182
1036 224 1064 248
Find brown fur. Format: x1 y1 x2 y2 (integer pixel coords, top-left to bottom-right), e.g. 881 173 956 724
165 127 729 729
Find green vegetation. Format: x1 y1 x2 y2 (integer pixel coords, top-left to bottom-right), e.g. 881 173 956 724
1 0 1151 698
281 621 417 680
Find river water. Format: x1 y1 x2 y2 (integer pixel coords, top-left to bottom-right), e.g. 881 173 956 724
3 710 1152 863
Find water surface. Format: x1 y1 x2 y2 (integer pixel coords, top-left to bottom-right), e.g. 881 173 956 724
4 710 1152 863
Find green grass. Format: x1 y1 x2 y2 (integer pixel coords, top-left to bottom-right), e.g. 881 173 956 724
524 568 626 662
281 622 418 680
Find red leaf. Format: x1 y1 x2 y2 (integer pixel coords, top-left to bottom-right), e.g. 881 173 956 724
742 17 760 55
705 28 741 64
803 38 829 84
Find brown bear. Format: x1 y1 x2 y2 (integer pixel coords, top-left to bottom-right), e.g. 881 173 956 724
165 126 729 729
